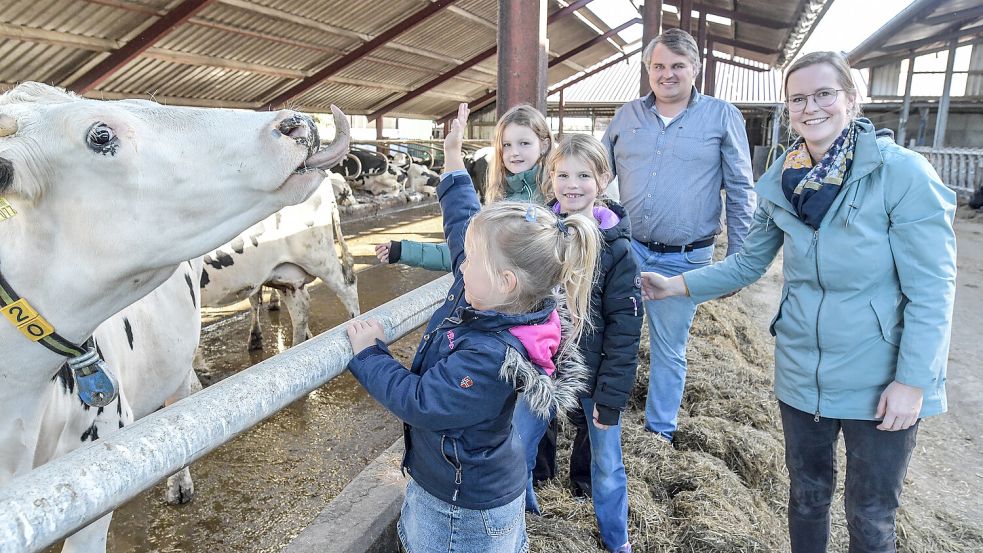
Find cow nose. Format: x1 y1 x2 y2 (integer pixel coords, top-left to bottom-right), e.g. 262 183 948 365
278 113 320 158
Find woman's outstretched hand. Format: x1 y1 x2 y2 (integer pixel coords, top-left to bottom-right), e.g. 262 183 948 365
639 272 688 301
443 103 469 173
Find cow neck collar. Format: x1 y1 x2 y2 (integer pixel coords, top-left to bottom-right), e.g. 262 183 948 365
0 264 88 358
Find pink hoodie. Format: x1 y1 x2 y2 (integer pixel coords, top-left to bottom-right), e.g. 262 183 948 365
508 309 561 376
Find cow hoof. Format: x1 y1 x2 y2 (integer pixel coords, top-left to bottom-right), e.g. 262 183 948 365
248 332 263 351
165 470 194 505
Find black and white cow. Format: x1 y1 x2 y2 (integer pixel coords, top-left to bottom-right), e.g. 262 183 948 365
0 82 349 552
200 175 360 351
464 146 493 202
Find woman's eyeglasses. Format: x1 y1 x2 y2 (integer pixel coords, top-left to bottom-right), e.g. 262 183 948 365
787 88 843 112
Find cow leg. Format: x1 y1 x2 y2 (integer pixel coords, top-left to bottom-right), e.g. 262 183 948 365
331 203 357 288
60 513 112 553
266 285 281 311
247 292 264 351
279 287 312 346
163 368 200 505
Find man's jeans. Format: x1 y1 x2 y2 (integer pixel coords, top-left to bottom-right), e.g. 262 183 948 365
513 397 630 552
630 239 713 439
779 401 919 553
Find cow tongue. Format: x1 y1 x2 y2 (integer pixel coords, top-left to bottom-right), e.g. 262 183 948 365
302 105 351 170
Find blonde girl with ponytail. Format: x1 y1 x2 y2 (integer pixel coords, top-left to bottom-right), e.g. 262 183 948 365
347 104 599 553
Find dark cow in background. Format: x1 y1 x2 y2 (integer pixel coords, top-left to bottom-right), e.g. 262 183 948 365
970 186 983 209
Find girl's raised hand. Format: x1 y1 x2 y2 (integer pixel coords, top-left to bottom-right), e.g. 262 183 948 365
443 103 469 173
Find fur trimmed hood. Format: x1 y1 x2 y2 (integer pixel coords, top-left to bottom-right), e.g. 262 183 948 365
498 294 590 420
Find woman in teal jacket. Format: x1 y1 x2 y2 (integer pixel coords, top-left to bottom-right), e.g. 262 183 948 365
641 52 956 553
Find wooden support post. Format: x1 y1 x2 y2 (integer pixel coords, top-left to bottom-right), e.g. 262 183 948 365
640 0 663 96
558 88 565 137
933 41 957 149
679 0 692 33
898 57 915 146
696 11 707 90
703 37 715 97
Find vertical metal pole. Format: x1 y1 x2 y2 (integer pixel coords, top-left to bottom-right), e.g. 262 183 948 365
498 0 548 116
898 57 915 147
640 0 663 97
696 11 707 90
771 103 783 149
933 40 957 149
679 0 692 32
558 88 565 137
704 37 716 97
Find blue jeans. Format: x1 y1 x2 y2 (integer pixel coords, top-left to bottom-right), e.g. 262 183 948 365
513 396 630 552
398 478 528 553
779 401 919 553
631 240 713 439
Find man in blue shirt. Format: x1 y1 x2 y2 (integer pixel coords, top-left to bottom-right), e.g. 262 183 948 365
602 28 755 442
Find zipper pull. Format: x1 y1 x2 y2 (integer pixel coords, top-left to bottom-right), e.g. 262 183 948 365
814 410 820 423
630 296 638 316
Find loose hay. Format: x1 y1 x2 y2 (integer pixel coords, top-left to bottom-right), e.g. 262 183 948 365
526 291 983 552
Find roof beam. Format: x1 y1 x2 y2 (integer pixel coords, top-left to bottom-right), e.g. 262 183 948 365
69 0 217 93
709 35 779 56
549 18 639 68
848 0 942 66
438 47 642 124
367 0 605 121
0 22 120 51
262 0 461 108
854 34 983 69
921 4 983 27
714 57 769 72
550 47 642 94
662 1 787 29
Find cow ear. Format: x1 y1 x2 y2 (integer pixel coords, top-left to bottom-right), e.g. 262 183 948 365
0 157 13 194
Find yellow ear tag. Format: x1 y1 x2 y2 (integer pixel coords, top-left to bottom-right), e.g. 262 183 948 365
0 197 16 221
2 298 54 341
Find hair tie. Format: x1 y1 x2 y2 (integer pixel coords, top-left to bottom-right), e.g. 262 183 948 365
524 205 537 222
555 218 570 236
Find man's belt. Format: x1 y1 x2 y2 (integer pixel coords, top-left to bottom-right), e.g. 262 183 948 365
639 237 715 254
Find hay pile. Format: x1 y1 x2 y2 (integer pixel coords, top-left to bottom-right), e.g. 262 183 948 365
526 294 983 552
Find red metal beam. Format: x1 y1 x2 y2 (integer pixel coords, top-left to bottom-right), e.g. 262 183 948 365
263 0 460 109
497 0 548 116
70 0 216 93
709 35 778 56
438 46 643 124
548 0 595 22
549 18 639 68
367 0 606 121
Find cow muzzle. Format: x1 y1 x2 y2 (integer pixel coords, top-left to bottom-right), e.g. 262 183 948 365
278 114 320 166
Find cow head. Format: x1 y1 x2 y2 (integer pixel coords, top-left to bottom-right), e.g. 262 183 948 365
0 83 350 337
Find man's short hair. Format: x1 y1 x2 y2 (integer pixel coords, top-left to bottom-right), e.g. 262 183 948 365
642 28 702 74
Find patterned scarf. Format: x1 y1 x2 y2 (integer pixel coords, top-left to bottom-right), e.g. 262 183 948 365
781 121 859 229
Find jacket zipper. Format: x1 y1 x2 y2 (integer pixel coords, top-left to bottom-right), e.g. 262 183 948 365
630 297 638 317
440 435 463 502
812 229 823 422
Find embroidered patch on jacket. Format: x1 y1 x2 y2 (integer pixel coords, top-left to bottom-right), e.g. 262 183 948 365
460 376 473 389
634 275 641 289
446 330 455 350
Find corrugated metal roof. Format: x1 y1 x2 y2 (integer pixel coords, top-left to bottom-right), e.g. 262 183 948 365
0 0 828 119
848 0 983 69
547 52 784 107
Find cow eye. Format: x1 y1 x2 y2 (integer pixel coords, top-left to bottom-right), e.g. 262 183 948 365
86 122 119 155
